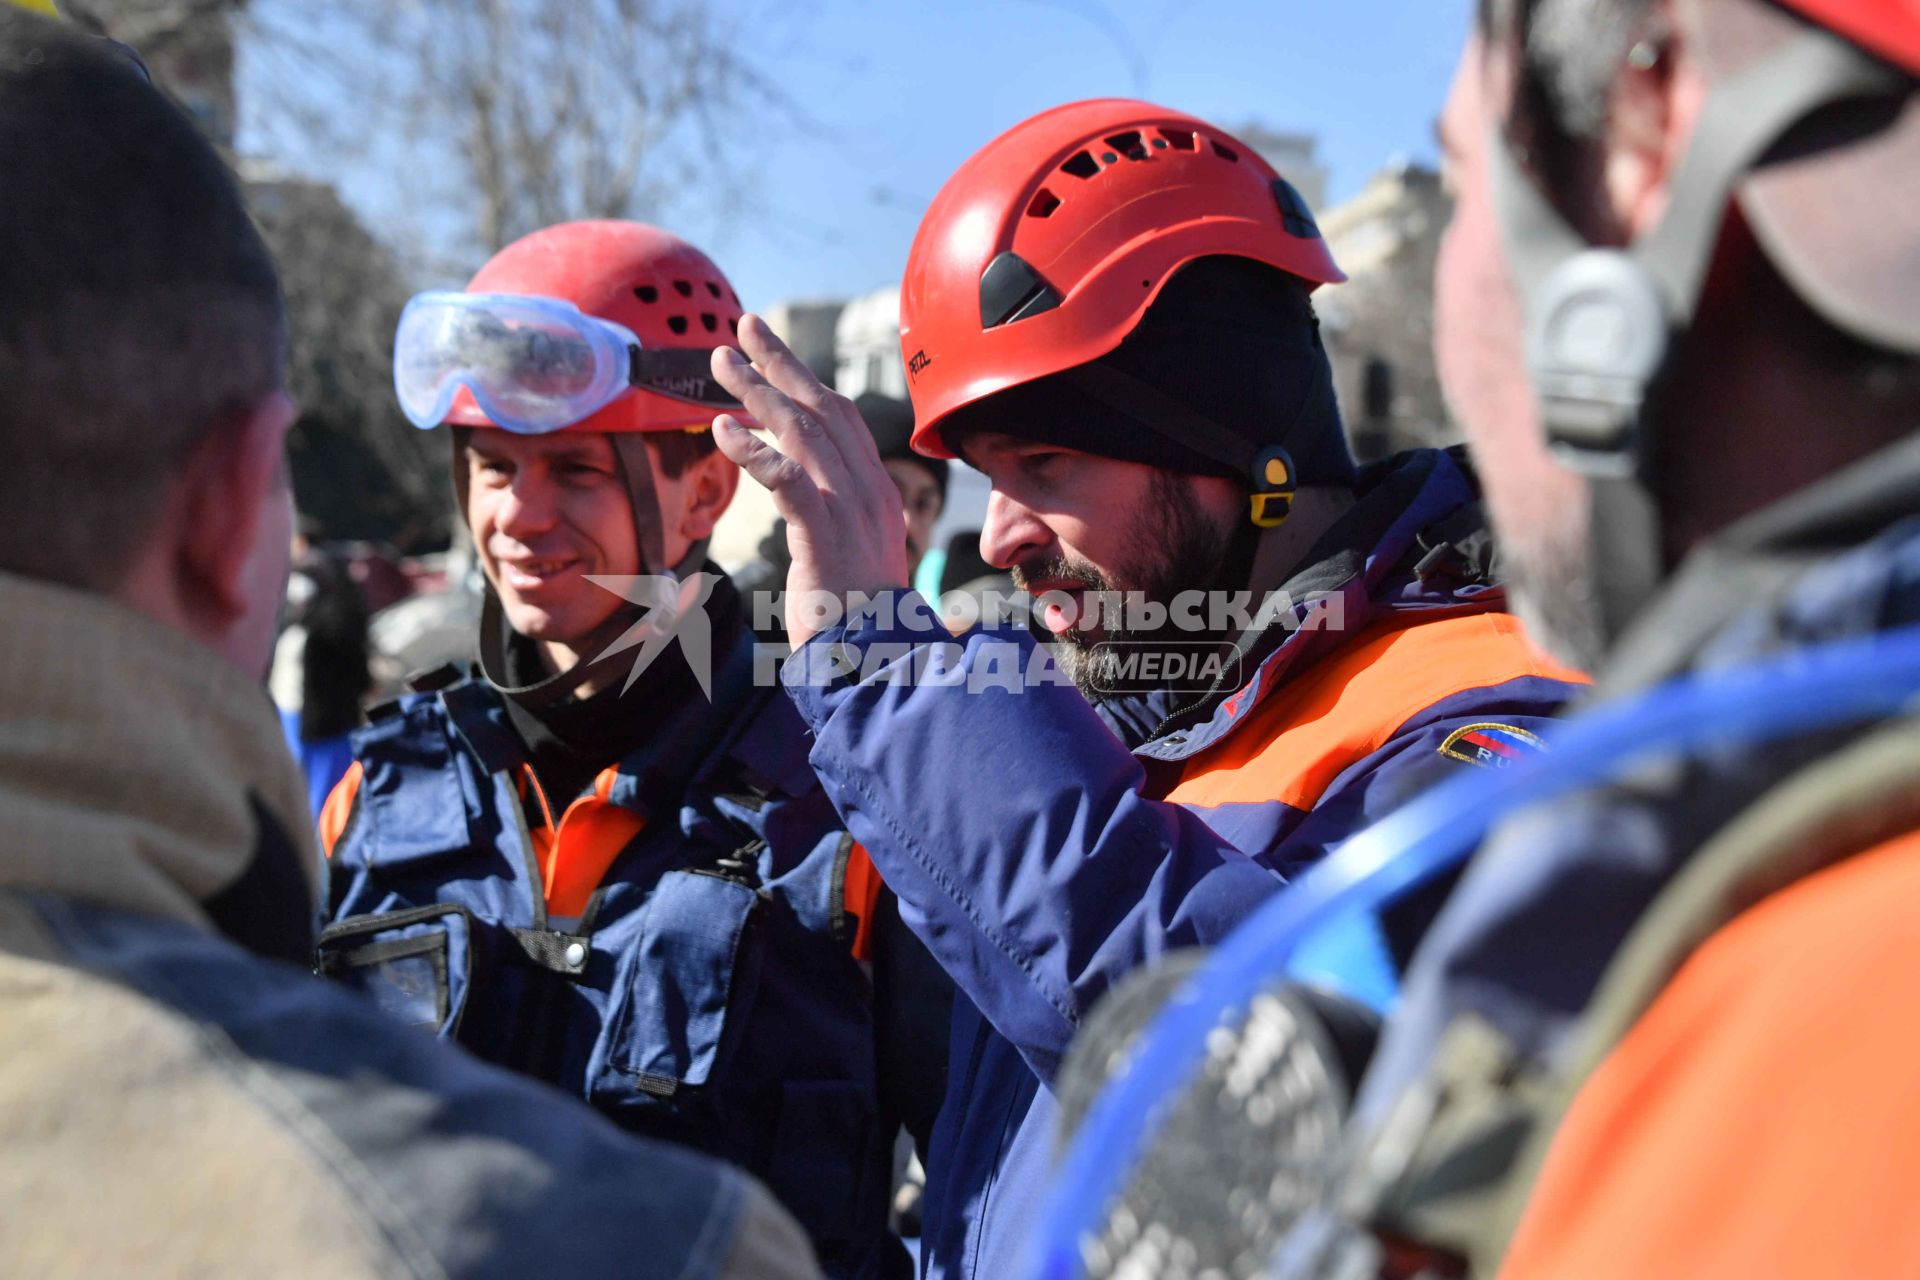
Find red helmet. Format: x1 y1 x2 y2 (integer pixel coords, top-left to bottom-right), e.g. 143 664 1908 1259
899 99 1346 458
448 220 746 433
1779 0 1920 74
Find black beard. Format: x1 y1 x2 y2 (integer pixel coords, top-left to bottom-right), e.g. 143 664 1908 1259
1013 470 1238 702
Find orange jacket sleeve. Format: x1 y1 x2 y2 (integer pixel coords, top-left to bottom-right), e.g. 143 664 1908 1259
1499 829 1920 1280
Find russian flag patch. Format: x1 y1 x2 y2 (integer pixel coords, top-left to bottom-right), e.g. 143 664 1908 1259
1438 722 1545 768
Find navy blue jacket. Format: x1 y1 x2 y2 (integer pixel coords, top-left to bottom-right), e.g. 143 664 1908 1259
321 626 911 1279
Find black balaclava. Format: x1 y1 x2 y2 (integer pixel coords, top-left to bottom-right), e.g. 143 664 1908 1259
940 256 1356 487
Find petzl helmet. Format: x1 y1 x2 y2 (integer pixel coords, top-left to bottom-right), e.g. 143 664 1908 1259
1774 0 1920 74
899 99 1345 461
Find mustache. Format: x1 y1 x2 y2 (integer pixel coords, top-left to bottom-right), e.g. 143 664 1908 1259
1010 553 1112 595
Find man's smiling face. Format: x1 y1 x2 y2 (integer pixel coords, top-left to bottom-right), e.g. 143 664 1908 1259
464 428 643 646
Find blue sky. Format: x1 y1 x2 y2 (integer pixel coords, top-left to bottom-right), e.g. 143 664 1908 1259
698 0 1473 307
242 0 1473 309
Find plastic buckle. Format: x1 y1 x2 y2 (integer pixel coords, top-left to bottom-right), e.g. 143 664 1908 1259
1250 445 1297 529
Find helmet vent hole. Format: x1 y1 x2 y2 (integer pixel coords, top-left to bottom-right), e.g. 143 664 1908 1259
673 280 694 297
1211 140 1239 162
705 281 722 298
1060 150 1100 179
668 315 689 335
1026 188 1061 218
701 313 717 332
1161 128 1197 151
1104 131 1146 160
634 285 659 303
728 318 739 334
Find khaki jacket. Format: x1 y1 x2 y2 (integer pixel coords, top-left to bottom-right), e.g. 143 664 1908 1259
0 572 816 1279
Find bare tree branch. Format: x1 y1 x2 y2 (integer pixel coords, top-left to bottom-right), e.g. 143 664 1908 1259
239 0 798 264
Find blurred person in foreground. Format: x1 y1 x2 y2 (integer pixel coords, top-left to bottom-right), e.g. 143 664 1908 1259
1044 1 1920 1276
708 99 1587 1280
1341 2 1920 1273
0 8 812 1276
315 221 940 1279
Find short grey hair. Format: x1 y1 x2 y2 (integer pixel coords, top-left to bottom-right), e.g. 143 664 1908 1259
1526 0 1658 136
1478 0 1658 138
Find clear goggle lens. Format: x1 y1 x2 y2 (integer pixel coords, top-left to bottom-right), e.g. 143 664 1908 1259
394 291 639 434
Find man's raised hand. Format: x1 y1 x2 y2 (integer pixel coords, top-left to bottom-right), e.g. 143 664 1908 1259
710 315 911 648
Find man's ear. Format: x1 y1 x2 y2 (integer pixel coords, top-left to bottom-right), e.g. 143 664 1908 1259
680 445 741 543
1604 0 1703 240
174 392 298 626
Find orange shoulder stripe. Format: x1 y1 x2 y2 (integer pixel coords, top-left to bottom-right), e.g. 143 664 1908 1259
1500 829 1920 1280
317 760 364 859
1164 612 1586 813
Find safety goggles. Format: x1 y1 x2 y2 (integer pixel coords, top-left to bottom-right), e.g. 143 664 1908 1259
394 290 741 434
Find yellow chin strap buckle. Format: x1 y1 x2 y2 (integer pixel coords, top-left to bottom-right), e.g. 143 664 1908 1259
1249 446 1296 529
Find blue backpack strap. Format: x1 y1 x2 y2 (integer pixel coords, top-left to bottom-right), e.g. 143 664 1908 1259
437 678 527 775
341 681 511 875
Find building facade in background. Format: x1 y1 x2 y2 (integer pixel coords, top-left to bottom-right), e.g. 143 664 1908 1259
1317 162 1455 462
1230 124 1329 213
835 286 906 400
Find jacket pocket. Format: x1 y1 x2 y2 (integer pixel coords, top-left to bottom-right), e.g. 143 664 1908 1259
315 902 473 1037
589 870 765 1112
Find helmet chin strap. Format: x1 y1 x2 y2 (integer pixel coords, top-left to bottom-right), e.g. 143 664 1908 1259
1489 26 1903 647
474 542 711 709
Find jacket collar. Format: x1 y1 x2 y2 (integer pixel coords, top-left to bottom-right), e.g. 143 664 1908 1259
1124 448 1508 762
0 573 318 953
443 617 771 821
602 625 770 816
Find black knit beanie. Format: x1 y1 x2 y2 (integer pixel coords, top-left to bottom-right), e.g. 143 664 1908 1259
940 256 1355 487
